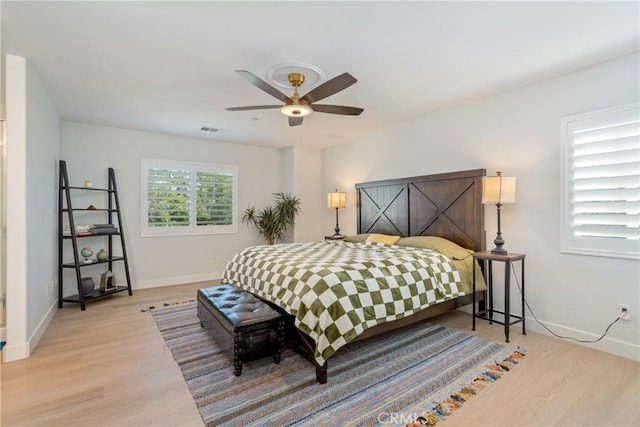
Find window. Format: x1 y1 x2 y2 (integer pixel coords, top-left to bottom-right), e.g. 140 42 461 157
561 103 639 260
141 159 238 236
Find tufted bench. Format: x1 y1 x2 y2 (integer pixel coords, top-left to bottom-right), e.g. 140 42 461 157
197 284 285 376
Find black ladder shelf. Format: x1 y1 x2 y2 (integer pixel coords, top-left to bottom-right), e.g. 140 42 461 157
58 160 132 310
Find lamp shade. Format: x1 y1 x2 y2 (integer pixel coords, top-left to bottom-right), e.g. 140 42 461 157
327 191 346 209
482 173 516 204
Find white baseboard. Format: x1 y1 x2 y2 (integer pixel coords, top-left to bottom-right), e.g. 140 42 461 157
133 271 223 290
524 318 640 362
457 306 639 362
3 341 29 361
29 300 58 355
2 300 57 363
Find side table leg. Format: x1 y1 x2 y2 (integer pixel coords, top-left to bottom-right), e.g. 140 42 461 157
504 261 511 343
488 260 494 324
472 257 477 331
522 259 526 335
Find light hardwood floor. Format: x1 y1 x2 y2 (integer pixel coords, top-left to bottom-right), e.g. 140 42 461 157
1 282 638 427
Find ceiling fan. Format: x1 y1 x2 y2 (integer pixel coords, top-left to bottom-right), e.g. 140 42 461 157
226 70 364 127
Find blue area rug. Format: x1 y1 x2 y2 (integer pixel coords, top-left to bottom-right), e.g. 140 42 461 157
152 302 525 427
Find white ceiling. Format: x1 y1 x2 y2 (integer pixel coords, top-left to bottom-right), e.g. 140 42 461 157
2 1 638 149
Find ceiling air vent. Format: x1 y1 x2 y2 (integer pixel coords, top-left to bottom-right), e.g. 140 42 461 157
200 126 219 133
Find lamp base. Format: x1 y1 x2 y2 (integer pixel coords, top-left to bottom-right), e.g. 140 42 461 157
491 231 507 255
333 209 343 239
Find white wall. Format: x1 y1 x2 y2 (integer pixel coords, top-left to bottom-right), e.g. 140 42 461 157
282 145 323 242
322 52 640 360
62 122 285 291
4 55 61 361
0 4 5 341
26 58 60 336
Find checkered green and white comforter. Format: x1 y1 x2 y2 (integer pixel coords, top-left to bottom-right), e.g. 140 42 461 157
221 240 465 365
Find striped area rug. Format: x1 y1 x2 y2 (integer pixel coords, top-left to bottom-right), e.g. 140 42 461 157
152 302 524 427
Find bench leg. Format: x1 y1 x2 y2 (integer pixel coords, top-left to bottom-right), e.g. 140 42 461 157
273 319 285 365
233 331 242 376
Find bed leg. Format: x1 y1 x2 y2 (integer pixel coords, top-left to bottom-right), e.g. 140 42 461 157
316 363 327 384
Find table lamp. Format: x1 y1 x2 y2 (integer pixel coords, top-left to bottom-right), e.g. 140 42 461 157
482 171 516 254
327 190 346 238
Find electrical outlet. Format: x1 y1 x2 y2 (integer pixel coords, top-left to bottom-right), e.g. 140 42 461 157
619 304 630 321
210 256 216 265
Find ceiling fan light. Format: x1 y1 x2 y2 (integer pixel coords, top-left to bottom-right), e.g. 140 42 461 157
280 104 312 117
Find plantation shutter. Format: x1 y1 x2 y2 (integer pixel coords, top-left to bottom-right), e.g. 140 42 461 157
196 171 234 226
146 166 191 227
561 104 640 259
142 159 238 236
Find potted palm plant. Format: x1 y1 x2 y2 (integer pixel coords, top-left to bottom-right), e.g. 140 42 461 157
242 192 301 245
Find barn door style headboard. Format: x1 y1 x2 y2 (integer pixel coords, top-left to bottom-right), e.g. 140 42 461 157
355 169 486 252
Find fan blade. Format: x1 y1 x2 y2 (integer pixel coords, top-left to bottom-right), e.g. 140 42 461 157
236 70 291 103
311 104 364 116
289 117 303 127
226 105 281 111
300 73 357 104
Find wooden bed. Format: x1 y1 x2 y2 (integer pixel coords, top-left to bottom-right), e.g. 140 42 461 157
285 168 488 383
